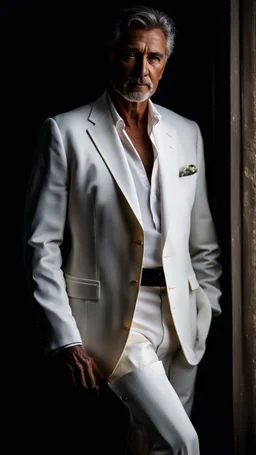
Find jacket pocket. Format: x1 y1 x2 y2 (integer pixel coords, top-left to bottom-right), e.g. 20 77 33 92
188 274 200 291
64 274 100 300
179 173 197 181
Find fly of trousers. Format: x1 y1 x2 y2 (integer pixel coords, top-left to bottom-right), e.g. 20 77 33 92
108 286 200 455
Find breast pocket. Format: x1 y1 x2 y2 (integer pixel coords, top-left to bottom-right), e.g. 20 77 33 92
179 174 197 206
64 274 100 301
179 173 197 185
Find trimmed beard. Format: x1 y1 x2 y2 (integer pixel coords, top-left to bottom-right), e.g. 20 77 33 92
115 80 153 103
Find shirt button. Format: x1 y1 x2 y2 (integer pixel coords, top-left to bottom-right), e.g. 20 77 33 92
131 280 139 286
168 286 176 290
134 239 144 245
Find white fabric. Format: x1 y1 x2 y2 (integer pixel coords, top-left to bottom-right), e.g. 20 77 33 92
24 90 222 372
108 287 199 454
110 360 199 455
109 286 180 382
108 96 162 268
105 102 200 453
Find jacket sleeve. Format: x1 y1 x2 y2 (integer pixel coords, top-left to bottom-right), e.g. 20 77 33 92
189 122 222 316
23 118 82 354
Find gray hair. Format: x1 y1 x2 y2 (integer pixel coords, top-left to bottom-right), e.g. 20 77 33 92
107 5 176 63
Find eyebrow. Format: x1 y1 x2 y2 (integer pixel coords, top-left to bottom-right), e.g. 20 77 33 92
148 51 165 59
125 46 165 59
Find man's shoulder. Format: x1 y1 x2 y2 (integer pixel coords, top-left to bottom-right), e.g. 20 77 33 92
52 101 94 127
153 102 197 129
50 90 109 132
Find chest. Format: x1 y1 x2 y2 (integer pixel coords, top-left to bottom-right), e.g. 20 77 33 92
125 128 154 180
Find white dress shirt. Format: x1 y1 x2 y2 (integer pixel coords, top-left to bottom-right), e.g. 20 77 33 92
108 95 163 268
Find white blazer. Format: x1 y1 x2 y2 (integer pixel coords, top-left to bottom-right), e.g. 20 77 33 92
24 90 222 376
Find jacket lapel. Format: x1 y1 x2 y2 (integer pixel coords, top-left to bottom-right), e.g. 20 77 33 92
86 91 143 227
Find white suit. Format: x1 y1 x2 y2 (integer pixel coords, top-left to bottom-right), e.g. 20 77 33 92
24 89 222 453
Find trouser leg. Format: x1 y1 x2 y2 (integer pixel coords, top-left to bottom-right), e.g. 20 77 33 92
161 348 198 418
157 288 198 418
109 360 200 455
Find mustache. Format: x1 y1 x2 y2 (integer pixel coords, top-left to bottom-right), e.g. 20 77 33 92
125 77 153 88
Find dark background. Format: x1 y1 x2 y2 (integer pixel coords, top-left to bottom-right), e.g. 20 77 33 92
8 1 232 453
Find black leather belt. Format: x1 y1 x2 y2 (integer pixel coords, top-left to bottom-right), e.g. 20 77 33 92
140 267 166 287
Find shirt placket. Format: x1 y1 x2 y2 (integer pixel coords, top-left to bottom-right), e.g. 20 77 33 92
117 117 161 233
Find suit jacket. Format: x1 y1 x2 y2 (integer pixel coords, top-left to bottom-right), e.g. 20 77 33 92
24 90 222 376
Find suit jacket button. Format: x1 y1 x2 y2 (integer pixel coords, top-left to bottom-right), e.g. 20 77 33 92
121 396 129 402
134 239 144 245
123 325 130 331
131 280 139 286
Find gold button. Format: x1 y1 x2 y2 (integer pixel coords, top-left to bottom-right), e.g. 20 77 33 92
134 239 144 245
123 325 130 331
131 280 139 286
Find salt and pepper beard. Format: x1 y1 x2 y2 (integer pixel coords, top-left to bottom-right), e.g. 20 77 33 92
115 78 154 103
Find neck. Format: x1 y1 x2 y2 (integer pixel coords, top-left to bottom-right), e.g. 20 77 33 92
108 87 149 127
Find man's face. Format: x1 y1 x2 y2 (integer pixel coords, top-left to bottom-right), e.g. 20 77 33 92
111 27 167 103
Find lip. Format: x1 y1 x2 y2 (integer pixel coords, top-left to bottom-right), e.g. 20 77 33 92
128 83 148 89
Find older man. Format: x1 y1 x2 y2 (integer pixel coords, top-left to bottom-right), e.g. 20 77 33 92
24 5 222 454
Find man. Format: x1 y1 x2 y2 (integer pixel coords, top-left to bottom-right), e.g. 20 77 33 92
24 5 222 455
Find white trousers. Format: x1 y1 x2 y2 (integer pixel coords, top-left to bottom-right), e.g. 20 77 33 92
109 286 199 455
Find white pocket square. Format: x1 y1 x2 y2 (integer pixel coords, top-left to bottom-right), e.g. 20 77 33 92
179 164 198 177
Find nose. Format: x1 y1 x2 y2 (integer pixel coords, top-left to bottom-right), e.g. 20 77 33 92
134 55 149 80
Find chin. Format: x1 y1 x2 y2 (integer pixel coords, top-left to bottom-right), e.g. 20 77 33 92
121 88 152 103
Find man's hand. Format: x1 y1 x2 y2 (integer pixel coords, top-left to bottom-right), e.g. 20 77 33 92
51 344 108 394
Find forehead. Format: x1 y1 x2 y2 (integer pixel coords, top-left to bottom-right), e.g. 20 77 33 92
122 28 166 52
